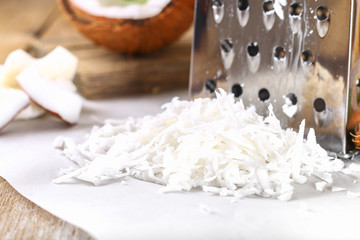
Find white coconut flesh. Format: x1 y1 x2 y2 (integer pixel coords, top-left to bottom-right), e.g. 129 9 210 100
16 67 82 125
70 0 172 19
0 49 35 89
34 46 78 82
0 88 30 130
15 103 46 120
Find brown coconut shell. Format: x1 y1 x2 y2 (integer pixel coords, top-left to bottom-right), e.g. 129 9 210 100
58 0 194 54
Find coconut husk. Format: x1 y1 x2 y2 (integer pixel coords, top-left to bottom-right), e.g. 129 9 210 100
58 0 194 54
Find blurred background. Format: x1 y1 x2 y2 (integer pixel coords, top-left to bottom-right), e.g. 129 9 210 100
0 0 193 99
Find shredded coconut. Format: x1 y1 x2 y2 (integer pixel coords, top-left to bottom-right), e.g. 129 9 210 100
315 181 327 192
331 187 346 192
347 191 360 198
54 89 347 201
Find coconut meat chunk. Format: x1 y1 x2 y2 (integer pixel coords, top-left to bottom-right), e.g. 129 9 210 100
0 49 35 89
16 67 82 125
34 46 78 82
0 88 30 131
70 0 172 19
15 103 45 120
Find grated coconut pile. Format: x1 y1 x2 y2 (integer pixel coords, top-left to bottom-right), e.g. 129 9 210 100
54 89 352 201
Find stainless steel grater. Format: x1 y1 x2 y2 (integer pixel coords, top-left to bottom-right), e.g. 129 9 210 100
189 0 360 157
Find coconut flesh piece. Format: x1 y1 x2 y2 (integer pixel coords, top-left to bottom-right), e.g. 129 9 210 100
33 46 78 82
71 0 172 19
0 49 45 119
16 67 82 125
0 88 30 131
0 49 35 89
15 79 76 120
0 46 78 120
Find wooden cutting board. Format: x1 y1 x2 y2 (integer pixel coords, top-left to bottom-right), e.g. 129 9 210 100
29 4 193 99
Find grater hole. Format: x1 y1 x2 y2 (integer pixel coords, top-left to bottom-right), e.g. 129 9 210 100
212 0 225 24
231 83 243 97
314 98 326 112
286 93 298 105
221 39 233 54
263 1 274 13
301 50 314 64
220 39 235 69
205 79 217 93
274 46 286 60
289 2 302 16
237 0 250 27
238 0 249 11
316 6 330 21
259 88 270 102
247 42 259 57
211 0 223 7
356 79 360 87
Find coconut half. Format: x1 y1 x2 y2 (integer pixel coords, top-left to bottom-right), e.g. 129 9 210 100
58 0 194 53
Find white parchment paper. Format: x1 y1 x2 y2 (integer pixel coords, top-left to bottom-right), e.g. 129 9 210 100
1 91 360 240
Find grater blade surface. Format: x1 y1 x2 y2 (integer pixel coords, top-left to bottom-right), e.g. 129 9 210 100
190 0 360 156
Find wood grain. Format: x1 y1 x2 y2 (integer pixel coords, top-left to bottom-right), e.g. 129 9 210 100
0 177 93 240
73 29 192 99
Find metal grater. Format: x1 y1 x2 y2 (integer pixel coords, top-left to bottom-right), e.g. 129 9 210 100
189 0 360 158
